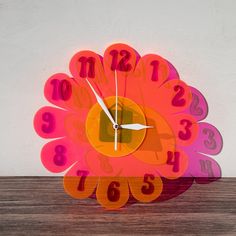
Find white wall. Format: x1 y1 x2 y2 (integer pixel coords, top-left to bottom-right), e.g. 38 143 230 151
0 0 235 176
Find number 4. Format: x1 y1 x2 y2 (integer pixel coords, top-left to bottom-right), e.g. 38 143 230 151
167 151 180 173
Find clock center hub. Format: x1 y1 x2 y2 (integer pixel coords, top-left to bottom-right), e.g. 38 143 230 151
113 124 120 130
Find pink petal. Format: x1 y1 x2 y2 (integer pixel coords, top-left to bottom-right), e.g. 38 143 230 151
41 138 86 173
34 106 68 139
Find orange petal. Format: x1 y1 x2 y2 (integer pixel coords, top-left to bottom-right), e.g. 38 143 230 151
64 162 98 199
96 177 129 210
128 175 163 202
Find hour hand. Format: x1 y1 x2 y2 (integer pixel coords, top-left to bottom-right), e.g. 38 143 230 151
86 79 116 126
120 123 154 130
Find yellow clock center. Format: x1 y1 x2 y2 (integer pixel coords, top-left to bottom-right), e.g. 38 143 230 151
86 96 146 157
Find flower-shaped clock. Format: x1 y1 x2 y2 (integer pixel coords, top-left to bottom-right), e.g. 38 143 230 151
34 43 223 209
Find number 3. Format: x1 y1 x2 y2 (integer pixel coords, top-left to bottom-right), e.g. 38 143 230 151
203 128 217 150
179 119 192 140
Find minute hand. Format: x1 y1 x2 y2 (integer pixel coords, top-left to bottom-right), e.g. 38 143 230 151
86 79 116 126
120 124 154 130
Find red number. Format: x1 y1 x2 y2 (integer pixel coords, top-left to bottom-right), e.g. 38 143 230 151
179 119 192 140
200 160 214 177
150 60 159 81
172 85 186 106
77 170 89 191
41 112 55 133
190 93 203 116
141 174 155 194
53 145 67 166
107 181 120 202
51 79 72 100
78 56 95 78
203 128 217 150
110 49 132 72
167 151 180 172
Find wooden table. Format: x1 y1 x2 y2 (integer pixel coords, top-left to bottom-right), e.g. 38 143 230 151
0 177 235 235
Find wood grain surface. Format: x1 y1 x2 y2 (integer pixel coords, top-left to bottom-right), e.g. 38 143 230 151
0 177 235 235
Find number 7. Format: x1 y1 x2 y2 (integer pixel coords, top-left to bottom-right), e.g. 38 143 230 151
77 170 89 191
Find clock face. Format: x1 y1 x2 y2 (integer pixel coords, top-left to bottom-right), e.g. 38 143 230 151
34 43 223 209
86 96 147 157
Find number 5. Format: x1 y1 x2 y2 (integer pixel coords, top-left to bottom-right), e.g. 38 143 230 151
141 174 155 195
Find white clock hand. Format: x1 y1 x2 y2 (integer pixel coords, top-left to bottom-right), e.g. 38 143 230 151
114 70 118 151
120 123 154 130
86 79 116 126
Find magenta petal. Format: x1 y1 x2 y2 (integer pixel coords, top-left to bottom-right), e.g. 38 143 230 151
184 87 208 121
166 60 180 81
182 122 223 155
183 151 221 182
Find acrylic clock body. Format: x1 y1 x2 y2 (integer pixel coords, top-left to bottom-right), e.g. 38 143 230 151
34 43 223 209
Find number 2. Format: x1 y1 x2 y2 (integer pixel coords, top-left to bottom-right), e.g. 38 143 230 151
172 85 186 107
190 93 203 116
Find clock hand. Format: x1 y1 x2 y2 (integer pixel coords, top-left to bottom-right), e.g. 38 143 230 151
114 70 118 151
120 123 154 130
86 78 116 126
